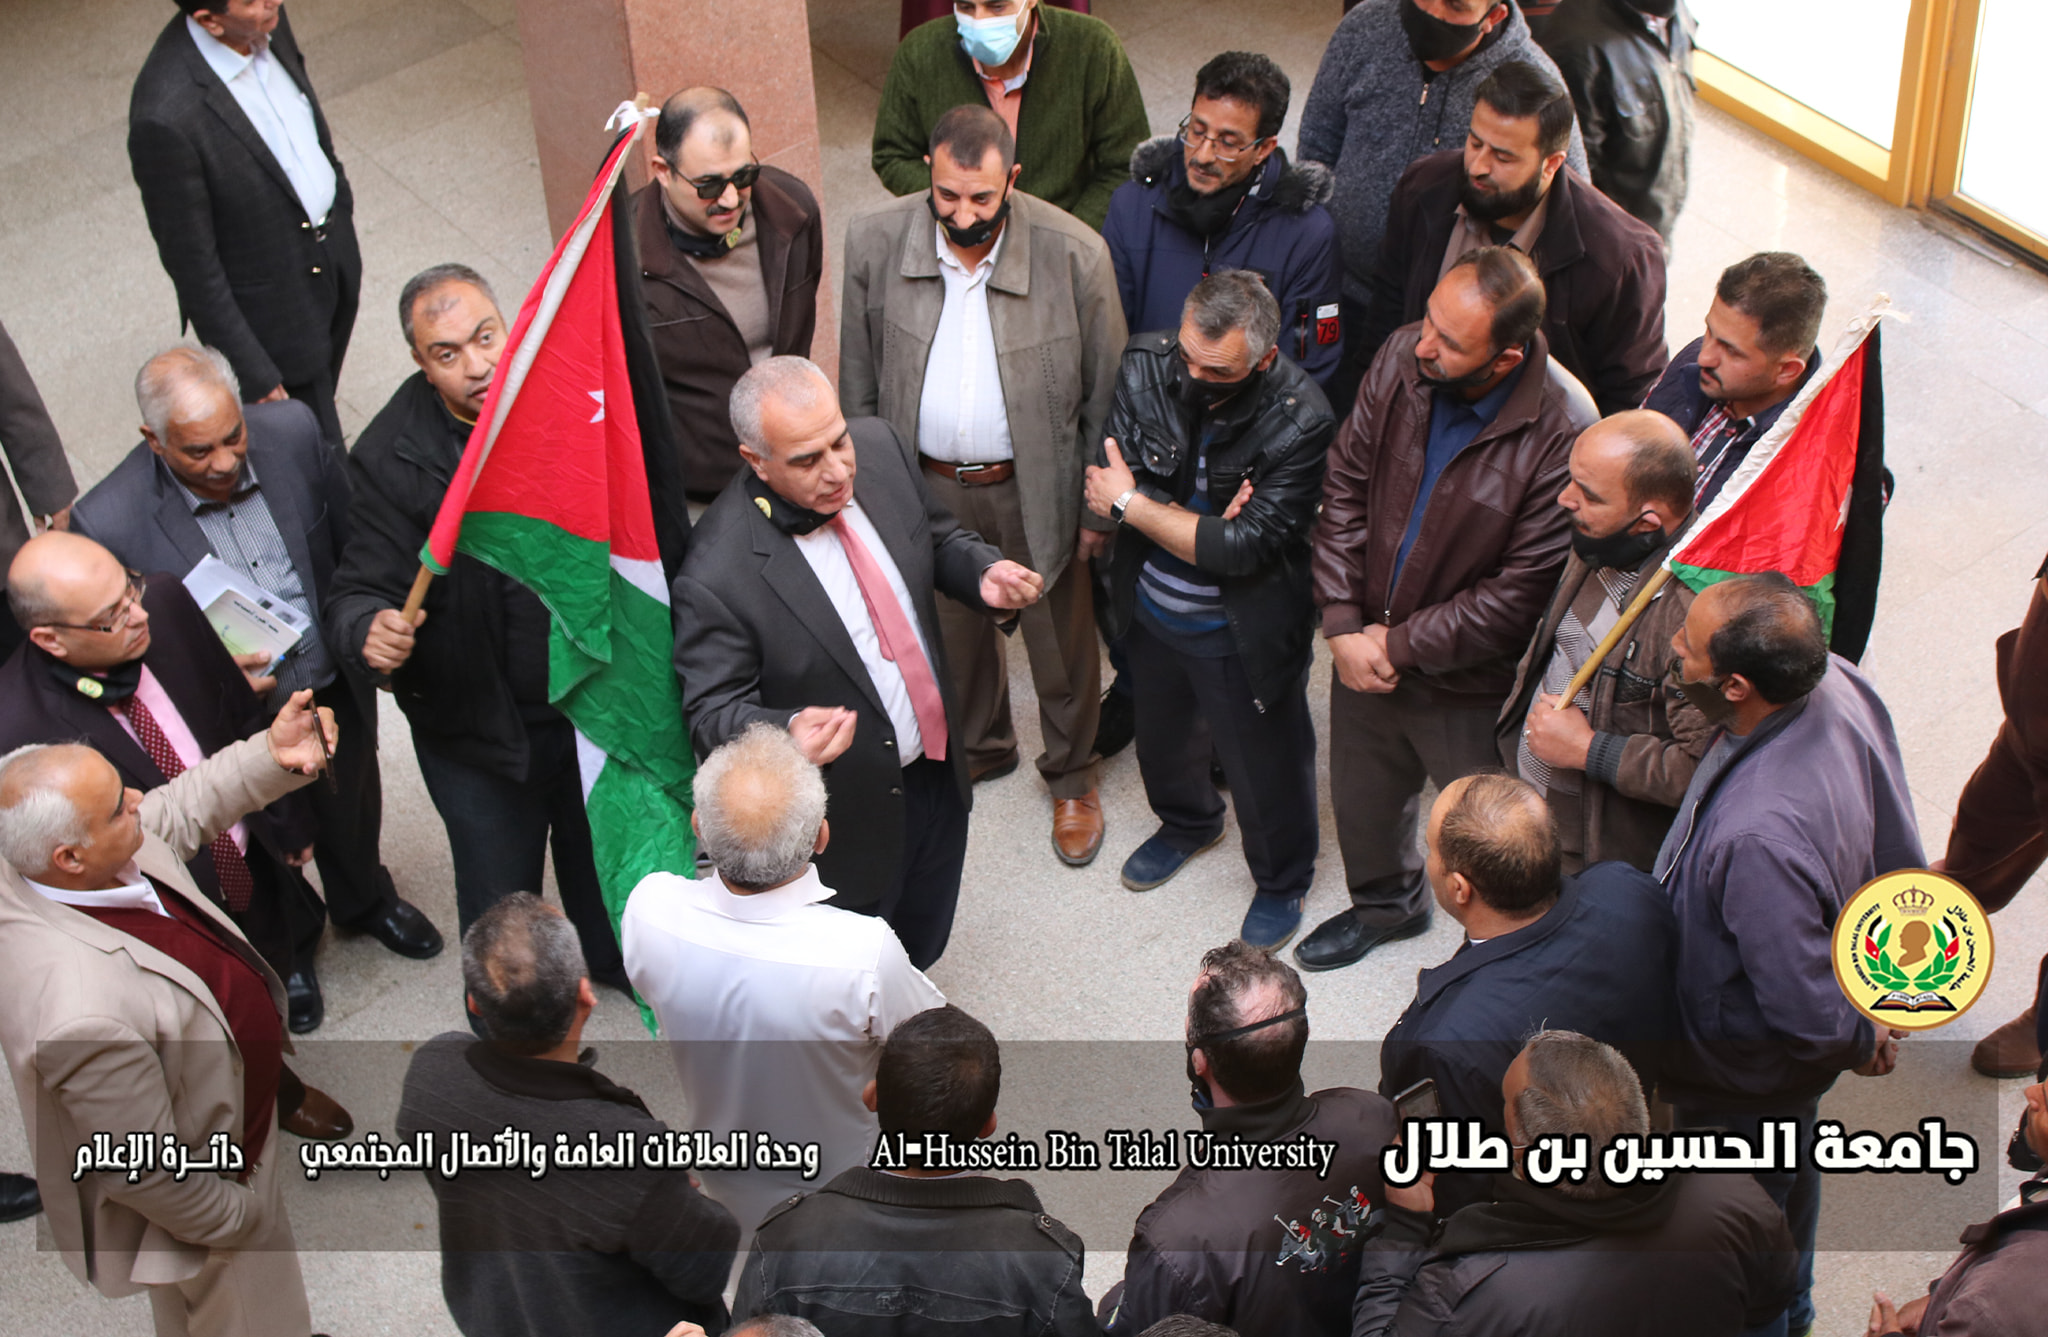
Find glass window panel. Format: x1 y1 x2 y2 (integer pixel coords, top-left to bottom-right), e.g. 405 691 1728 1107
1692 0 1910 150
1956 0 2044 235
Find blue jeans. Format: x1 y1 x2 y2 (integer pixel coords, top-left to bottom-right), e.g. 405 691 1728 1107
412 719 623 983
1673 1097 1821 1337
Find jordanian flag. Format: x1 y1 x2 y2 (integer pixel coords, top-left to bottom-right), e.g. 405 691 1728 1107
422 114 694 1005
1667 304 1890 660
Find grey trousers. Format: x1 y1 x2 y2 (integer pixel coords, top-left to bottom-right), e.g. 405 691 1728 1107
1330 675 1501 923
921 468 1101 798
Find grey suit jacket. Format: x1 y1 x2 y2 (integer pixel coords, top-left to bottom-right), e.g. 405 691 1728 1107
71 398 362 715
671 416 1000 907
839 190 1125 586
0 320 76 586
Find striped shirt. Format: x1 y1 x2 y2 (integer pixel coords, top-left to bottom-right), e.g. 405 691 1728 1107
1136 437 1230 650
1688 404 1749 508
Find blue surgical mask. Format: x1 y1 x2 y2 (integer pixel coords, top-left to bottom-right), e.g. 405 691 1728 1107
957 7 1027 67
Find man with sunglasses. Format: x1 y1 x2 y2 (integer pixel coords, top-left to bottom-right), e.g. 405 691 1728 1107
1104 52 1343 393
638 87 823 502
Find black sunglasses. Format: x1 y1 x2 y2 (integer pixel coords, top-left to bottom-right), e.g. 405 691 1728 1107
685 161 762 201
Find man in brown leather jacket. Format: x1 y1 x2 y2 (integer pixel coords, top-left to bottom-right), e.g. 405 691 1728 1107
1496 409 1708 872
1298 247 1595 973
637 88 824 501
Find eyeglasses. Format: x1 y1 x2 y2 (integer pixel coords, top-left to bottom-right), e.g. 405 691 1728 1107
684 160 762 201
45 570 147 635
1178 116 1267 163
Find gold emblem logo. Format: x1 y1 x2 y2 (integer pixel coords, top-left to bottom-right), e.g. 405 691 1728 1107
75 676 103 700
1832 870 1992 1031
755 496 774 519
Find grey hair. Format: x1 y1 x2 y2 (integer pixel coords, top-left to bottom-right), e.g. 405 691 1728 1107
399 263 498 348
692 722 827 891
0 744 94 877
728 355 833 457
135 345 239 441
1512 1029 1650 1201
460 892 588 1055
1184 269 1281 363
729 1319 826 1337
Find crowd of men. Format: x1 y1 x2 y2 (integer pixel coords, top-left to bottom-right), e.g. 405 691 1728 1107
0 1 2043 1335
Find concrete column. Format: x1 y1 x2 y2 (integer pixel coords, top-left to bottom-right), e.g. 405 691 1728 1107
511 0 836 380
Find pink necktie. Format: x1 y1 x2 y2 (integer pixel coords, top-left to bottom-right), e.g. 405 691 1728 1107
828 513 949 761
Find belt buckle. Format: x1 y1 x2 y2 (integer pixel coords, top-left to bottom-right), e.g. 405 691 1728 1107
954 462 989 479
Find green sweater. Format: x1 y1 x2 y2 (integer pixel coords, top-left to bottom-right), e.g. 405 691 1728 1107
871 7 1149 231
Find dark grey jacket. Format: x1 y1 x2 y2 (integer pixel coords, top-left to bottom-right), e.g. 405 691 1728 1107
397 1033 738 1337
1298 0 1586 302
1353 1171 1798 1336
735 1165 1099 1337
670 417 1000 908
0 320 75 599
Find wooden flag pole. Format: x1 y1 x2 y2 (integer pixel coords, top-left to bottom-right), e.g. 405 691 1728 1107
1552 566 1674 709
396 89 653 630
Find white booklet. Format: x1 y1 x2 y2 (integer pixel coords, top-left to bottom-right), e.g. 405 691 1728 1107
182 553 306 672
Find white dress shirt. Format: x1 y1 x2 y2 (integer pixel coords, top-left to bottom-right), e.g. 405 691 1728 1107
916 222 1014 464
187 17 337 226
25 866 168 918
109 666 249 855
622 864 946 1242
793 499 934 763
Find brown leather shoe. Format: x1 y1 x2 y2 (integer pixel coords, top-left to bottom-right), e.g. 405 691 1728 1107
281 1085 355 1142
1971 1005 2041 1079
1052 792 1105 867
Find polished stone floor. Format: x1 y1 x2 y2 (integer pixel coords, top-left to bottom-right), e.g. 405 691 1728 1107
4 0 2048 1332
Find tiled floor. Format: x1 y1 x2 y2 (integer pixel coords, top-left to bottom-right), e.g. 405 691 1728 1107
4 1 2047 1332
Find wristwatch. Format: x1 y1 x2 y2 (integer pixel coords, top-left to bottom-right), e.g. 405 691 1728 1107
1110 489 1137 524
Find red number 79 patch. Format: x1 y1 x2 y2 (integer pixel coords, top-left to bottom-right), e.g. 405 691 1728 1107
1315 303 1341 346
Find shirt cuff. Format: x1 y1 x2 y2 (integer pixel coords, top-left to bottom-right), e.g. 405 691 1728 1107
1321 603 1366 638
1584 731 1630 786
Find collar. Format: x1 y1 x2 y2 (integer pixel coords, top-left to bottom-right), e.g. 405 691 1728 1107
164 453 261 513
822 1163 1046 1211
744 469 836 536
936 219 1007 277
24 865 167 918
1453 187 1550 257
464 1040 652 1116
185 14 264 82
691 864 835 922
1436 1168 1677 1254
1436 357 1526 424
35 642 144 705
662 188 752 260
1413 878 1575 1007
1197 1078 1316 1140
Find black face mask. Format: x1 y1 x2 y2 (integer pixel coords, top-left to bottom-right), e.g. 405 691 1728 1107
1667 656 1741 730
1628 0 1679 16
2009 1111 2045 1173
1167 164 1257 238
37 645 144 704
1401 0 1488 64
742 470 835 537
1175 358 1256 413
927 187 1011 249
1570 518 1663 571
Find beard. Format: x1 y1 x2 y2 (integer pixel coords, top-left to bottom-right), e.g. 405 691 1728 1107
1459 169 1547 224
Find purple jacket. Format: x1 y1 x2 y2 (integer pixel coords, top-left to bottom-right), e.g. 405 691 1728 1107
1657 656 1923 1108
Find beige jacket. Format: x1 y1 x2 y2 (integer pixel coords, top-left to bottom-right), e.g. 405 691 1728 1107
0 734 310 1298
838 190 1126 586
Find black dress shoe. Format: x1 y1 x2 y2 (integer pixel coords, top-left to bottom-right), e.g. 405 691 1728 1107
1293 906 1432 972
0 1172 40 1224
363 898 444 960
286 968 324 1034
1094 684 1135 758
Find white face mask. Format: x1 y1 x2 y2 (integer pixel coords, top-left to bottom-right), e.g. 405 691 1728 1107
956 5 1028 66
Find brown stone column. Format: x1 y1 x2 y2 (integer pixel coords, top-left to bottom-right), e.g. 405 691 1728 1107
511 0 836 381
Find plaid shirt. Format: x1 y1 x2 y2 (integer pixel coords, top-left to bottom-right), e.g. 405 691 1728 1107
1688 404 1750 508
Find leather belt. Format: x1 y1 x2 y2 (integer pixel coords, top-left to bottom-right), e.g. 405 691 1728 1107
919 455 1015 487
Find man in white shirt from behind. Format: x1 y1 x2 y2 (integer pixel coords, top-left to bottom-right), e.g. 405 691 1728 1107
624 722 945 1241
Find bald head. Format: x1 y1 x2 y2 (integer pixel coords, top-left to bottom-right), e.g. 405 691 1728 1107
0 743 141 884
654 86 750 163
1429 773 1560 916
8 532 152 669
692 723 828 891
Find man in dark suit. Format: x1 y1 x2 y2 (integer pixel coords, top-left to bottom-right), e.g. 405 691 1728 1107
1357 60 1668 416
0 319 77 666
0 532 357 1139
671 356 1044 968
130 2 361 446
71 345 443 970
1378 773 1673 1214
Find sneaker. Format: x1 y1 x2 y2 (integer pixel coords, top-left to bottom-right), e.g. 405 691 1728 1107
1120 828 1225 891
1240 893 1305 951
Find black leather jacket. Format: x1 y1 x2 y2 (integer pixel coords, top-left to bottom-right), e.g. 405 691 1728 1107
1098 331 1335 709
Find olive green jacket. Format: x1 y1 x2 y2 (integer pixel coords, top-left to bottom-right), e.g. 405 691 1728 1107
871 6 1149 231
